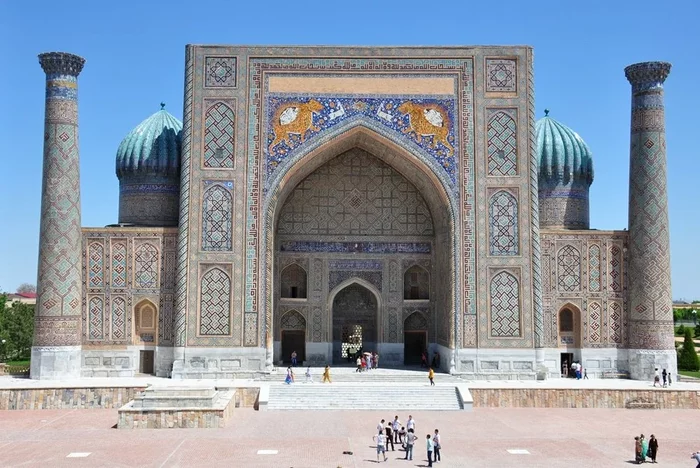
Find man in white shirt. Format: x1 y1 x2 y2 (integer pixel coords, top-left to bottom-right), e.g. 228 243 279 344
392 416 401 443
377 419 385 434
432 429 441 462
406 415 416 432
374 432 387 462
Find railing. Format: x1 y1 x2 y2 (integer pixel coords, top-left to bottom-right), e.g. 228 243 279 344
0 363 30 377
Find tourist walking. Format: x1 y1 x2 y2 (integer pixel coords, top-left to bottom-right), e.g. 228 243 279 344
653 368 661 387
291 350 298 367
365 353 372 371
373 431 388 462
404 428 416 460
426 434 434 467
432 429 441 462
641 434 648 461
668 372 673 387
304 365 313 383
374 352 380 369
356 356 362 372
322 365 332 383
428 367 435 386
649 434 658 463
635 436 642 464
385 423 395 451
662 369 668 387
692 451 700 468
285 366 294 384
392 416 401 443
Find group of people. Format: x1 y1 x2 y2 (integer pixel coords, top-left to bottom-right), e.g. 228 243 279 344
372 415 442 466
634 434 659 464
421 351 441 369
652 368 673 387
284 365 332 384
562 360 588 379
356 352 379 372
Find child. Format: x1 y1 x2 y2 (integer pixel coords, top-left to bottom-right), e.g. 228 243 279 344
305 366 313 383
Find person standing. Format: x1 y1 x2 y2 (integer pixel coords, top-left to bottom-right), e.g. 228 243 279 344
356 356 362 372
662 369 668 387
634 437 642 464
385 424 395 451
377 419 386 435
285 366 294 384
374 352 380 369
432 429 441 463
426 434 434 467
562 360 568 378
406 415 416 434
392 416 401 443
668 372 672 387
641 434 648 462
428 367 435 386
649 434 658 463
404 428 416 460
653 368 661 387
373 431 388 462
322 365 332 383
291 350 297 367
304 366 313 383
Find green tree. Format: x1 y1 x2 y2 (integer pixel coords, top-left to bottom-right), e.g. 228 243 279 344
0 301 34 361
678 328 700 371
677 324 686 336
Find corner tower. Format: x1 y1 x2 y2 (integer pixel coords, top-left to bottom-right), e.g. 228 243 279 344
625 61 676 380
32 52 85 379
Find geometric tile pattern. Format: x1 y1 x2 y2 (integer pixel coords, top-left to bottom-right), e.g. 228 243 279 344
199 267 231 336
588 244 601 292
202 183 233 251
557 245 581 291
111 241 127 288
88 296 104 340
489 271 520 337
244 313 258 346
35 53 85 347
486 58 517 93
204 56 237 88
111 296 126 340
280 310 306 330
588 301 601 343
404 311 428 331
134 243 159 289
609 245 621 292
489 190 519 255
487 109 517 176
88 242 104 288
203 102 235 168
609 301 622 344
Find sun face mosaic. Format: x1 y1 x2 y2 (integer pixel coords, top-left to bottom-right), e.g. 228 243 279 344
265 96 458 184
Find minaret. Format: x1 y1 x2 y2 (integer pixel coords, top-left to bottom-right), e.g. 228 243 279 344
31 52 85 379
624 61 676 380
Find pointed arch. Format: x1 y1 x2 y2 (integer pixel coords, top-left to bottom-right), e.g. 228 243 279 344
403 264 430 300
557 302 581 348
134 298 158 345
404 311 429 331
280 309 306 330
280 263 307 299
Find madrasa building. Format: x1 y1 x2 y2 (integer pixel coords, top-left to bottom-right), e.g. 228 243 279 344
31 46 676 381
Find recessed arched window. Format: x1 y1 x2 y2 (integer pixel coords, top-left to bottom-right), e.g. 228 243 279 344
403 265 430 300
559 308 574 332
281 264 307 299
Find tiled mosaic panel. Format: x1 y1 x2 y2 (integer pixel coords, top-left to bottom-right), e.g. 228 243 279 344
487 109 517 176
88 296 104 340
203 101 235 168
278 149 433 237
486 58 517 93
404 311 428 331
489 271 520 337
201 182 233 251
280 310 306 330
489 190 519 255
609 301 622 344
588 302 601 343
88 241 104 288
588 244 601 292
244 313 258 346
387 309 399 342
312 308 323 342
199 268 231 336
266 97 458 185
557 245 581 291
111 296 126 340
204 56 236 87
134 242 159 288
111 240 127 288
329 270 382 293
609 245 621 292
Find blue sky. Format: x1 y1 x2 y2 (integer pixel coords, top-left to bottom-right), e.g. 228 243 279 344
0 0 698 300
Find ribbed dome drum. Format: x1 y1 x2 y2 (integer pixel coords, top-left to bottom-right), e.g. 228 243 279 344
116 106 182 226
536 111 594 229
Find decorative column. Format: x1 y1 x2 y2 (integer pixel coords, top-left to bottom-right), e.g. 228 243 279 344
31 52 86 379
624 61 676 380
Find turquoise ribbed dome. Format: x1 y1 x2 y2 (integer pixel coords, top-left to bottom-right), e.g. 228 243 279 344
536 111 594 186
116 107 182 179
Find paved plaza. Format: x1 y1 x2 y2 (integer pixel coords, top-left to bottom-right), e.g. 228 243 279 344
2 405 699 467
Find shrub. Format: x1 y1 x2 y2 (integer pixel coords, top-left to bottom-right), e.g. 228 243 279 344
677 324 686 336
678 328 700 371
695 324 700 338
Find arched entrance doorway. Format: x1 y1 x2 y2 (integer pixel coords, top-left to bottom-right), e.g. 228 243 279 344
280 310 306 364
133 299 158 375
558 304 581 377
332 282 378 364
404 311 428 365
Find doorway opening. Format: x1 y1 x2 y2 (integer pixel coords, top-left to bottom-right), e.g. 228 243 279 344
404 331 427 365
332 282 378 364
281 330 306 364
139 350 154 374
560 352 574 378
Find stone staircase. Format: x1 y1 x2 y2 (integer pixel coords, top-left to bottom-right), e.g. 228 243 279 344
256 366 461 383
266 383 467 411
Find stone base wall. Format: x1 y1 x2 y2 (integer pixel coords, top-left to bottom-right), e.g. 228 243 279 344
118 402 235 429
0 386 259 411
470 388 700 409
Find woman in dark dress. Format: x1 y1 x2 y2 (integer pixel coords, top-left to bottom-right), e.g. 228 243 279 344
648 434 658 463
